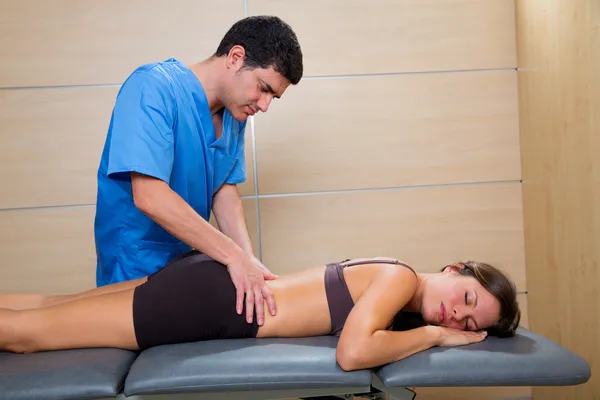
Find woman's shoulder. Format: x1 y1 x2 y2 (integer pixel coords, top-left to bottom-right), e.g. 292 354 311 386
341 257 418 292
381 257 417 277
344 256 417 276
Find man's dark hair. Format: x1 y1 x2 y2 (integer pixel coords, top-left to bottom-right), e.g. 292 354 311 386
214 16 303 85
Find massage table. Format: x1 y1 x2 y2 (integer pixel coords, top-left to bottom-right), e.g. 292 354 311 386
1 328 590 400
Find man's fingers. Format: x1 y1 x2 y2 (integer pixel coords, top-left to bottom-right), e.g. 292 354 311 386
228 259 278 324
235 285 244 315
245 289 255 323
258 264 278 279
251 258 279 280
254 286 265 326
262 270 279 280
262 286 277 316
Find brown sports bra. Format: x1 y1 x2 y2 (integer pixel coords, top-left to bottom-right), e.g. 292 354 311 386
324 258 416 337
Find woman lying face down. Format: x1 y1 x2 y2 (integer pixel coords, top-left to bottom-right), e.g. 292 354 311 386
0 251 520 371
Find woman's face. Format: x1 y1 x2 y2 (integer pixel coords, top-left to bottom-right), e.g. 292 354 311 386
421 267 501 331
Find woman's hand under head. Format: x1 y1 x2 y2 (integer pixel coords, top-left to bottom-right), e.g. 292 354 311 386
434 326 488 347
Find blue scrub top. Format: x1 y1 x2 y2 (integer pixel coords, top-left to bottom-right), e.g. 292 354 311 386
94 58 247 286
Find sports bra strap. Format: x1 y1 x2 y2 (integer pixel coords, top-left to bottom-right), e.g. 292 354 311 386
338 258 417 276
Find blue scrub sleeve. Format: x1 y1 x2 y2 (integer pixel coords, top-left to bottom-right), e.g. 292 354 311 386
225 122 248 185
107 71 175 183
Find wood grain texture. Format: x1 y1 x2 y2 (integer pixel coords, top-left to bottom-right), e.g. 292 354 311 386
0 86 117 209
412 386 531 400
0 86 255 210
0 207 97 294
210 198 260 258
0 198 258 294
0 0 244 87
516 0 599 398
259 183 527 291
255 70 520 194
248 0 516 76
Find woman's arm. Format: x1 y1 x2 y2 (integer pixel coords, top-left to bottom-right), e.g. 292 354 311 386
336 265 432 370
336 265 483 371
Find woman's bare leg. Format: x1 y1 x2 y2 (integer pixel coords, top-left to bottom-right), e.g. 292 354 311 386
0 289 139 353
0 278 147 310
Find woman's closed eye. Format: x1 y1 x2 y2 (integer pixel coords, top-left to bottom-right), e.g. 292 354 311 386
465 292 471 330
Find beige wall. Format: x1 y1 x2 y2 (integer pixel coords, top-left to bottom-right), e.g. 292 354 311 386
1 1 534 399
516 0 599 399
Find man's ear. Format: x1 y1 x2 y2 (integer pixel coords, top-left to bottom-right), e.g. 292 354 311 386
226 45 246 70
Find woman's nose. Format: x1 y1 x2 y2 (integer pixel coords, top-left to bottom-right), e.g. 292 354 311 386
452 306 467 321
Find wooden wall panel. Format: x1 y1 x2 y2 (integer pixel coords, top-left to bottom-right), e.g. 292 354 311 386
0 86 255 210
516 0 599 398
412 386 531 400
0 207 97 294
0 0 244 87
0 87 117 209
0 198 258 294
248 0 516 76
255 70 520 194
210 198 260 258
259 183 526 291
518 293 529 329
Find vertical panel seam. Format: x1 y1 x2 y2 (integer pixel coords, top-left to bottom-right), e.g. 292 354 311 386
243 1 263 261
251 116 263 261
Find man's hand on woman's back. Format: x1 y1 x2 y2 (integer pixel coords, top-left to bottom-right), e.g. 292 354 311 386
226 254 278 326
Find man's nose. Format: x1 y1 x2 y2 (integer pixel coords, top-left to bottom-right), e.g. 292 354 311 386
257 95 273 113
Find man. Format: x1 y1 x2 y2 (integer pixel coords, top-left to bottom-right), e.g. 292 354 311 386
93 15 303 327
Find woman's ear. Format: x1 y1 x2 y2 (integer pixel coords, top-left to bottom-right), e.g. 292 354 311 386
443 263 465 273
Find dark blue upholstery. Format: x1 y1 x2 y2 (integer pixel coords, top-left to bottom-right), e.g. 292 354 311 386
376 328 591 387
0 348 137 400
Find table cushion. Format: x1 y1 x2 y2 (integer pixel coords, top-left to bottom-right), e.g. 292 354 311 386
0 348 138 400
124 336 372 396
376 328 591 387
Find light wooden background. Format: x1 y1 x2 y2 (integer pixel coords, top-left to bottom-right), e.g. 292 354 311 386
1 0 596 398
516 0 599 399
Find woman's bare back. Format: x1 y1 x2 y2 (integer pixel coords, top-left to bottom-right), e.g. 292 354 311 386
257 259 396 338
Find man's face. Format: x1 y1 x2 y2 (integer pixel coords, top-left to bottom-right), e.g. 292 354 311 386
223 47 291 121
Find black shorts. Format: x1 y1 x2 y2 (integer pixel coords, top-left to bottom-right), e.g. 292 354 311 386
132 251 259 350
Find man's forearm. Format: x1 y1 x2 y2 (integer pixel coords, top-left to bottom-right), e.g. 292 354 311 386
212 184 255 257
132 175 246 266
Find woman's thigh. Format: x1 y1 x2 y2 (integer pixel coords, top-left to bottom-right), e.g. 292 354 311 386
44 277 148 307
0 277 147 311
12 289 139 353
